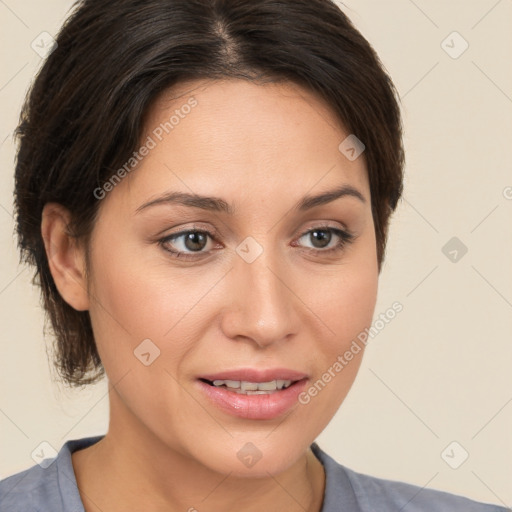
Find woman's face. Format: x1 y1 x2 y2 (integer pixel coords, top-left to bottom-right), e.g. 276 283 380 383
85 78 378 476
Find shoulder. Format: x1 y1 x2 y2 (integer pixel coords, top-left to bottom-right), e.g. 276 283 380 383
311 443 510 512
0 458 68 512
342 465 509 512
0 436 104 512
0 462 56 512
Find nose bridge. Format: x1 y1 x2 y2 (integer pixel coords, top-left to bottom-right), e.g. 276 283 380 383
221 240 296 346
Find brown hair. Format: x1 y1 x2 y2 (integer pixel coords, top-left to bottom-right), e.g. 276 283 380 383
14 0 404 387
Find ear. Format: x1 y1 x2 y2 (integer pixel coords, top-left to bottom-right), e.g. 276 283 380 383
41 203 90 311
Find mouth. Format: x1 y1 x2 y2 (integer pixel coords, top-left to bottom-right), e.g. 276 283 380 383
195 370 309 420
198 377 298 395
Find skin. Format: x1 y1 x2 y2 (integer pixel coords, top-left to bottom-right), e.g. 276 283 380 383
41 78 379 512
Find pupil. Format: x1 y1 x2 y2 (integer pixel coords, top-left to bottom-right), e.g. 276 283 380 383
311 229 331 248
185 232 207 251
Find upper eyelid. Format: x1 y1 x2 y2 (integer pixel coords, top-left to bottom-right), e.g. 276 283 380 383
162 218 351 237
163 223 351 239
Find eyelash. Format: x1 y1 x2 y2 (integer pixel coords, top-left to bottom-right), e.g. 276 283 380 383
158 225 355 260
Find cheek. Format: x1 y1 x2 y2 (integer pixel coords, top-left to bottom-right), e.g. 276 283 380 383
328 268 378 339
85 228 220 381
301 239 378 419
87 218 169 334
311 236 379 353
312 273 377 389
297 254 378 425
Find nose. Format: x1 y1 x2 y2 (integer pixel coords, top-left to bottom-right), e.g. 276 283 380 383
219 245 299 349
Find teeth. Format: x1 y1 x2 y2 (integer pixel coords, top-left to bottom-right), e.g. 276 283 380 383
241 381 259 392
211 379 293 393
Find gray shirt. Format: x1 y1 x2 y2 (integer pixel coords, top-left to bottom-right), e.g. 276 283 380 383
0 436 509 511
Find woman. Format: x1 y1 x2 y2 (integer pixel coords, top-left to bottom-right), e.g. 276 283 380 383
0 0 507 510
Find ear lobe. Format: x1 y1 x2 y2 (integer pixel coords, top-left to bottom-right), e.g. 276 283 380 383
41 203 90 311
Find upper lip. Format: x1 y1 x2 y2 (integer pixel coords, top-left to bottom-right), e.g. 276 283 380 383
198 368 309 383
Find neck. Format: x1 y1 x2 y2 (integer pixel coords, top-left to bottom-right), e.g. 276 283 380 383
72 391 326 512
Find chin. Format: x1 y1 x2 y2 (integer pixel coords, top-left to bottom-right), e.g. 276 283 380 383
188 434 309 478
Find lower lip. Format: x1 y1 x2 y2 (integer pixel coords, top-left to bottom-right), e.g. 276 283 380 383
196 379 308 420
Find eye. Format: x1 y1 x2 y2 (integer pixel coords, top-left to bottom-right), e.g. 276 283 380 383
293 226 355 255
159 229 217 260
158 225 355 260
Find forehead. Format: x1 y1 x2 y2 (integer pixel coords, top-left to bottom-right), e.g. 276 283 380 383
113 78 369 208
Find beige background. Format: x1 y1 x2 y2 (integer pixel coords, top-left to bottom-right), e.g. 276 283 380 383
1 0 511 506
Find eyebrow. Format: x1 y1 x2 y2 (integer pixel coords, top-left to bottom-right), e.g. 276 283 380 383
135 184 366 215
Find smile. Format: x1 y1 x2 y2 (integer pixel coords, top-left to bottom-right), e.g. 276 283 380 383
202 378 294 394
